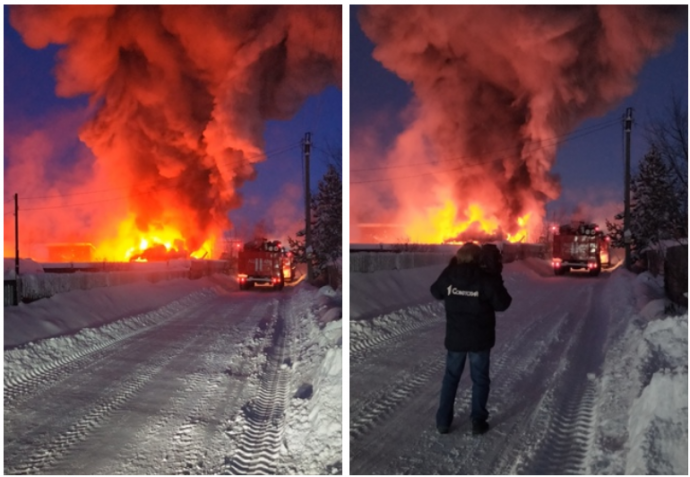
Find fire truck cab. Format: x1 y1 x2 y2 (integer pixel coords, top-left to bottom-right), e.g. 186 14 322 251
237 238 285 290
551 222 610 277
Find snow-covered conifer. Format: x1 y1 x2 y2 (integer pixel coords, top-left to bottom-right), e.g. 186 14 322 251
289 165 342 283
609 146 685 257
630 147 685 250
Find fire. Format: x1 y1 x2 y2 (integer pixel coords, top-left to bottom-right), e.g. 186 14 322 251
404 200 532 244
506 213 531 243
95 214 215 262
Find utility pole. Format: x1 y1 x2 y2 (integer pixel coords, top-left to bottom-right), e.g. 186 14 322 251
624 107 633 269
14 193 19 306
303 132 312 282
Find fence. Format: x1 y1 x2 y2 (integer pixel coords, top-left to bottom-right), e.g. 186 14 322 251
351 243 547 274
350 252 451 273
4 280 19 306
665 245 688 307
4 260 231 306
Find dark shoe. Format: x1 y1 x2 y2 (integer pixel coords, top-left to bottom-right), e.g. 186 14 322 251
437 426 450 434
471 420 489 435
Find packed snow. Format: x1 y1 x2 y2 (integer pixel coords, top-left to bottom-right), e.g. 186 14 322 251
350 256 687 474
4 273 342 474
3 257 45 278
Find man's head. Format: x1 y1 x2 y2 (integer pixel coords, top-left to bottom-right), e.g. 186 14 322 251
456 242 482 264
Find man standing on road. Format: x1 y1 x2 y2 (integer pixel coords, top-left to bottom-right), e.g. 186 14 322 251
430 242 512 435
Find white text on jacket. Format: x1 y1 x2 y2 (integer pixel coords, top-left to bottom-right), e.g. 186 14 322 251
446 285 479 297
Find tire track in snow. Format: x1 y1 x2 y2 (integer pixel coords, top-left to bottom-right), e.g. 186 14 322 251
222 300 293 475
351 289 560 452
4 290 210 409
350 303 443 365
517 379 598 474
455 284 601 475
4 292 237 475
5 334 198 475
509 283 604 475
108 300 272 475
167 303 278 475
382 282 600 475
350 351 445 441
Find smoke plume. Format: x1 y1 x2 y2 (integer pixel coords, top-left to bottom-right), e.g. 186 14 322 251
355 5 685 243
8 5 340 258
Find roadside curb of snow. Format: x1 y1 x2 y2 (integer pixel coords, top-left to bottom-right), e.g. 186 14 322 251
587 268 688 475
589 306 687 474
4 288 215 385
350 302 443 355
626 368 688 475
279 286 342 474
625 312 688 474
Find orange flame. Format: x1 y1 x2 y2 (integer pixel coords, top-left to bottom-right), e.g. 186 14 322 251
94 214 215 262
506 213 531 243
404 200 532 244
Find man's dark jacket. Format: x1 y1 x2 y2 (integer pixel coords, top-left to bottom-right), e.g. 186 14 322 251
430 262 512 352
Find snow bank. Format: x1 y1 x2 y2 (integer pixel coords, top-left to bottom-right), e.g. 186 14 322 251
4 287 215 383
350 264 443 321
625 313 688 475
4 277 219 347
588 269 688 475
3 258 44 278
279 286 342 474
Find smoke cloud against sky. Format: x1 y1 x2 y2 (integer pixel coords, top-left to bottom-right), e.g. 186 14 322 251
351 5 687 243
5 5 341 260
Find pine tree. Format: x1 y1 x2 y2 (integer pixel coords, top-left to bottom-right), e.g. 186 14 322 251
607 147 684 257
632 147 684 247
289 165 342 283
605 213 626 249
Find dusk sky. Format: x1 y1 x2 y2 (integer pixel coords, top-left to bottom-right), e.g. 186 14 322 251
350 5 688 243
3 5 341 259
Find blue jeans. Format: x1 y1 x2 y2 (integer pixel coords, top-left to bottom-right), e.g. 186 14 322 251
436 349 491 428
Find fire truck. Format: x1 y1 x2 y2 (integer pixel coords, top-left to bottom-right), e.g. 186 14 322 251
237 238 285 290
551 222 610 276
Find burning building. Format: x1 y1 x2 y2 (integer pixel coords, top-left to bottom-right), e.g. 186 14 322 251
352 5 685 244
5 5 341 262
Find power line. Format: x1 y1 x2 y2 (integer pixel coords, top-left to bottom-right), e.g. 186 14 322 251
350 119 620 184
17 142 301 201
351 117 620 174
21 190 160 211
21 185 142 201
20 143 302 212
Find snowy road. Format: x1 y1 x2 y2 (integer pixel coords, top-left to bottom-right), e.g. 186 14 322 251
5 279 342 475
350 260 630 474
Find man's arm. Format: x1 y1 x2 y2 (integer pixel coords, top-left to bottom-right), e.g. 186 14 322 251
487 275 512 311
430 266 451 300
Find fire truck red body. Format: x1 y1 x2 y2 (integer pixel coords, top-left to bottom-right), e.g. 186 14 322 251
237 238 285 290
551 222 610 276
